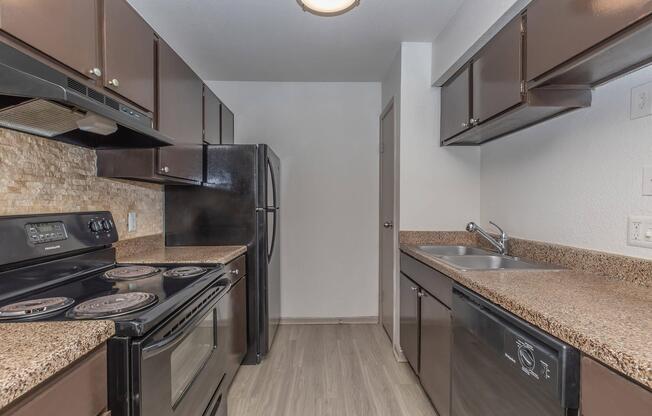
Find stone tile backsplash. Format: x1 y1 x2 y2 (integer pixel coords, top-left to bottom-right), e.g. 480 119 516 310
0 128 163 240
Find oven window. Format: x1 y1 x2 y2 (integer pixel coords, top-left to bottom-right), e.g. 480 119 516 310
170 309 216 405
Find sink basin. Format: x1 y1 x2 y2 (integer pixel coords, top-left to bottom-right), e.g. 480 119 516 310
416 245 493 256
436 255 555 271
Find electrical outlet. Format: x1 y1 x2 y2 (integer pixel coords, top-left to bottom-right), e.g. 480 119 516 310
630 82 652 119
628 216 652 248
128 212 137 233
644 166 652 196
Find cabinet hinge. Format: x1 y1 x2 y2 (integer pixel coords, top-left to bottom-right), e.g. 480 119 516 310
520 80 526 95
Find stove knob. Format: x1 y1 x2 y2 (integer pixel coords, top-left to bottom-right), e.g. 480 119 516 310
101 220 112 231
89 221 101 232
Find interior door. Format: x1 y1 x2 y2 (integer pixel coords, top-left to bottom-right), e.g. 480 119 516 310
399 273 419 373
379 101 396 341
103 0 155 111
0 0 100 79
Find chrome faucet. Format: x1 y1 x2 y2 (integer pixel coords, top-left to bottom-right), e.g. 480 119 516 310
466 221 508 255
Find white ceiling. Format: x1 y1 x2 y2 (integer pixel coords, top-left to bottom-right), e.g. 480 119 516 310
126 0 462 82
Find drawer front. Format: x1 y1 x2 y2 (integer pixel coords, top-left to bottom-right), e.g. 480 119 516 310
6 346 107 416
400 253 452 308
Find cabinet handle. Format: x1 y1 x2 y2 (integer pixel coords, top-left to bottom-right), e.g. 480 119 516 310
89 67 102 77
461 122 469 128
161 166 170 173
410 287 418 292
109 78 120 87
470 118 480 126
231 269 239 276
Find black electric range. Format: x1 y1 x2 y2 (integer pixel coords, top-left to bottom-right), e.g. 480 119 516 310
0 212 232 416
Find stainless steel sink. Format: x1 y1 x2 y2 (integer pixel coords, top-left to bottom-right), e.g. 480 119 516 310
416 245 493 256
436 255 555 271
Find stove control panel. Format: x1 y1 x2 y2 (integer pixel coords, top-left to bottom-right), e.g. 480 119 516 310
1 211 119 266
25 222 68 245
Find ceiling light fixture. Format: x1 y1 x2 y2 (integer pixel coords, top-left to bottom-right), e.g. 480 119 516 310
297 0 361 17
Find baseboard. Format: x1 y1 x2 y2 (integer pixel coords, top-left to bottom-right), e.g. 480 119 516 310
279 316 379 325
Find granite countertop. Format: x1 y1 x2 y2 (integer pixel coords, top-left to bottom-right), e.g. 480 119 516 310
0 321 114 410
115 234 247 265
118 245 247 265
401 244 652 390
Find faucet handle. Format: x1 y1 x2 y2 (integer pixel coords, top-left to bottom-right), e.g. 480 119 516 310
489 221 507 239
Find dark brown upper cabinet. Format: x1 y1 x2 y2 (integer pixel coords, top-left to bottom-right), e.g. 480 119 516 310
103 0 155 112
220 104 235 144
527 0 652 87
157 39 203 182
440 65 471 143
0 0 101 80
472 16 523 125
441 14 591 146
581 357 652 416
203 85 221 145
157 39 203 145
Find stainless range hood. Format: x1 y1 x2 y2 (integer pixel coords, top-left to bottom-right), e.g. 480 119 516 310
0 42 174 148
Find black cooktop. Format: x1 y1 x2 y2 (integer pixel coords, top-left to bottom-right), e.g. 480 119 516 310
0 259 226 337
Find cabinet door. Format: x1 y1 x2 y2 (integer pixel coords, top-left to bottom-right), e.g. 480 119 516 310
104 0 155 111
0 0 100 79
203 86 221 144
158 39 203 144
441 65 471 142
526 0 652 82
419 292 451 416
220 104 234 144
581 357 652 416
400 273 419 373
158 146 202 183
473 16 523 124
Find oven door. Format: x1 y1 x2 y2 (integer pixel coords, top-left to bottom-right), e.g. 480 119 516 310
133 302 227 416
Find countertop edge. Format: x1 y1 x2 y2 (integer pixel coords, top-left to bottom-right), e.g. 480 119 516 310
0 321 115 410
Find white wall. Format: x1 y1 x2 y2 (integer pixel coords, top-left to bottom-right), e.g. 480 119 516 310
207 81 382 319
481 65 652 259
400 43 481 231
431 0 529 85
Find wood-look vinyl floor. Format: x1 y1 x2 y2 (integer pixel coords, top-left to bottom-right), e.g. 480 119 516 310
228 324 438 416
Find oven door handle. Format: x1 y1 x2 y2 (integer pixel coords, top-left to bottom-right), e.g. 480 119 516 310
142 283 230 359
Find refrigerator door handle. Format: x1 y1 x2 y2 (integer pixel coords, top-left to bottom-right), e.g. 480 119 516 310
268 208 278 262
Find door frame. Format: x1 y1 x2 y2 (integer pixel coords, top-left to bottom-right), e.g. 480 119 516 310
378 97 401 359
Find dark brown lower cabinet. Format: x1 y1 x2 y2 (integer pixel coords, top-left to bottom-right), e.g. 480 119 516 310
4 345 108 416
419 292 451 416
400 273 420 373
581 356 652 416
222 255 247 387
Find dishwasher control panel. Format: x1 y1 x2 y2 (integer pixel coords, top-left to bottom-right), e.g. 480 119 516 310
504 330 560 399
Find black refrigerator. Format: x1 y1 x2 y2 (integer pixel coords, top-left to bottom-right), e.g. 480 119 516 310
165 144 281 364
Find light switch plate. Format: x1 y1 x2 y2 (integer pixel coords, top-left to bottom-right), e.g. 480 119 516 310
630 82 652 119
628 216 652 248
644 166 652 196
128 212 137 233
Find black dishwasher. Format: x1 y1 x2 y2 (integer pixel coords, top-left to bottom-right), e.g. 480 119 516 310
451 285 580 416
